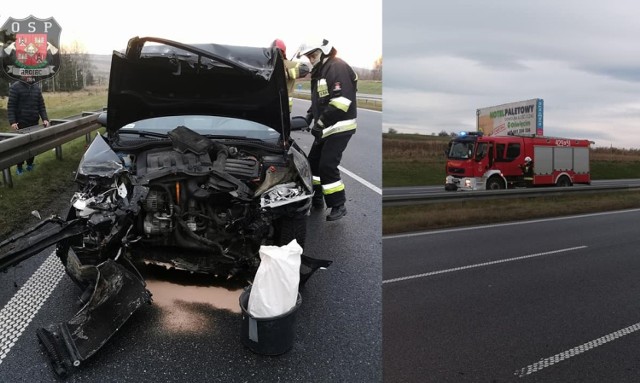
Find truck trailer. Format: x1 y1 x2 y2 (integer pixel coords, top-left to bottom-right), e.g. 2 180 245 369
444 132 591 191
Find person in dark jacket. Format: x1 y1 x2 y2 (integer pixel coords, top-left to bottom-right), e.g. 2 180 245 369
298 39 357 221
7 79 50 175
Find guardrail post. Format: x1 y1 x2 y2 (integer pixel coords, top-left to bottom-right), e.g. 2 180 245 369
50 119 69 161
2 168 13 188
81 112 98 146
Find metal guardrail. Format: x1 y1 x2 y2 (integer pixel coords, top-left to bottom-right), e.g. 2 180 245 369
0 110 104 188
293 90 382 106
382 184 640 207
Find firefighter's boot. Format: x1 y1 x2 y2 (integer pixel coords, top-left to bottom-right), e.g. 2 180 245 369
326 204 347 221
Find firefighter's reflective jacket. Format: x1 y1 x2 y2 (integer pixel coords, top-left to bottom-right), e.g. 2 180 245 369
308 56 358 138
520 161 534 181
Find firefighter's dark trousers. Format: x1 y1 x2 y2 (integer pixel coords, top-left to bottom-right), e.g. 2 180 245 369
308 132 353 208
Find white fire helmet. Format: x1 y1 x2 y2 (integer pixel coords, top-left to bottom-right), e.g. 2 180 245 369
525 156 532 162
297 39 333 58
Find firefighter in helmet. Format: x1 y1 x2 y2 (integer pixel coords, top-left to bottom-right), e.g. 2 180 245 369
297 38 358 221
521 156 534 185
271 39 309 111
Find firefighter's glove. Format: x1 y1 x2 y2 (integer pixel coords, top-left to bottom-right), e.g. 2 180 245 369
304 112 314 126
311 120 324 140
297 62 310 78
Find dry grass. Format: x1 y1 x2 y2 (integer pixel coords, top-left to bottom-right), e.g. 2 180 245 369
383 135 448 161
0 86 108 132
591 147 640 162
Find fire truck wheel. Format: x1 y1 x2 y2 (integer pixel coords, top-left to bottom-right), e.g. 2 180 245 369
556 175 572 187
486 177 504 190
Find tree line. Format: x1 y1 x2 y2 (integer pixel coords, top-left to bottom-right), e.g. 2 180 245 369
355 55 382 81
0 48 98 96
1 52 383 95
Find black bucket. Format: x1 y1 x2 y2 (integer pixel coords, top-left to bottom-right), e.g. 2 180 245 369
239 286 302 355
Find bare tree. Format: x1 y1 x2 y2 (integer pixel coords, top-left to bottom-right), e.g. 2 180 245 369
372 56 382 81
41 41 96 92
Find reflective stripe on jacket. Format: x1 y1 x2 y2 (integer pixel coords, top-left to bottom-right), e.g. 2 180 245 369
308 56 358 138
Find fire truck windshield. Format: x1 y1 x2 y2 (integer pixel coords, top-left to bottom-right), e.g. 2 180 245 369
447 140 475 159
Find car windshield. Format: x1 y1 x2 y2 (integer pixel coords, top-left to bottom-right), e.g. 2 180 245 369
119 115 281 143
447 140 476 159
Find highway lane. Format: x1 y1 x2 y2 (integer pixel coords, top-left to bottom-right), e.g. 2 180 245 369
383 209 640 382
0 102 381 382
384 179 640 199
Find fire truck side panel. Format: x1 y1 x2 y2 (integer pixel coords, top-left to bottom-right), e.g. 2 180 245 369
574 147 590 174
555 147 573 170
534 146 553 175
444 134 591 190
532 145 590 185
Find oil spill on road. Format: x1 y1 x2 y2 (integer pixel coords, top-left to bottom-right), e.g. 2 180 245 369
140 265 249 333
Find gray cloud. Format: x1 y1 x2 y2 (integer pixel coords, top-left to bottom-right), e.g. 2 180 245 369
383 0 640 148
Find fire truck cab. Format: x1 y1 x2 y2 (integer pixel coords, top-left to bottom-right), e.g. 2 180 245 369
444 132 591 191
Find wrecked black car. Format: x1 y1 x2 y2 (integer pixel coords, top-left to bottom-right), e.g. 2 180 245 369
0 36 326 377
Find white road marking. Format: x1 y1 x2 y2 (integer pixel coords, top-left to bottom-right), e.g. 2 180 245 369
340 165 382 195
0 252 64 365
383 208 640 240
515 321 640 377
382 246 587 284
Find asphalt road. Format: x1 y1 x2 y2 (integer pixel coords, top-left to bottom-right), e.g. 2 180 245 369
0 100 382 382
383 179 640 199
383 208 640 382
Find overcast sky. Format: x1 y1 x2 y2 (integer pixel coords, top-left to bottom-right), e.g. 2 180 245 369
0 1 381 69
383 0 640 149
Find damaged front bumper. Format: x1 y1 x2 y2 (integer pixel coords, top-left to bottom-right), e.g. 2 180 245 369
0 213 330 378
0 216 86 272
0 218 152 377
37 253 151 377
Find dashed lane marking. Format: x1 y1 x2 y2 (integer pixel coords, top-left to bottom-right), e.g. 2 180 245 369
0 252 64 365
382 246 587 284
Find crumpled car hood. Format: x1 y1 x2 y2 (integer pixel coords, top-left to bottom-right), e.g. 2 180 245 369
107 36 290 137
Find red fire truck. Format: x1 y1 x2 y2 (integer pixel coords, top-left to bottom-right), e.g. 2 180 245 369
444 132 591 191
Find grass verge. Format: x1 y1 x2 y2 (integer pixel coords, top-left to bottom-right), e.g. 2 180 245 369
0 134 93 239
383 191 640 235
0 87 108 240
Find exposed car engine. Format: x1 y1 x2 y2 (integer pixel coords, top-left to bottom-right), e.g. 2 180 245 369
68 126 312 277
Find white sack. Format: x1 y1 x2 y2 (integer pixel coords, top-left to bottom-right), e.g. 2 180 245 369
248 239 302 318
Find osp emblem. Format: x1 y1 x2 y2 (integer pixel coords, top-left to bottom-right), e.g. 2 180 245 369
0 15 61 84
